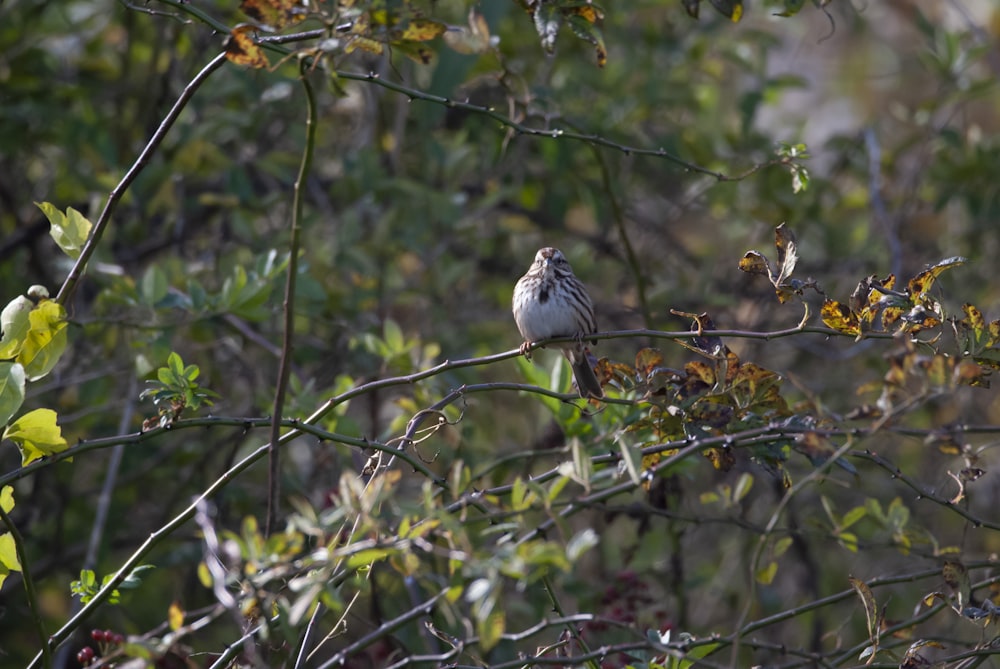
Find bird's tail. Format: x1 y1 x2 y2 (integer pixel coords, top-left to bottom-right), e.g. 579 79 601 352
567 349 604 399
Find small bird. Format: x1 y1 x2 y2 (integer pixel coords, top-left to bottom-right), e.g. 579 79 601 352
512 247 604 399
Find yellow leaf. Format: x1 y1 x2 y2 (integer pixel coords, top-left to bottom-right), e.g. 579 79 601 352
756 560 777 584
18 300 68 381
738 251 771 278
907 256 966 298
169 601 185 631
1 486 13 514
2 407 68 466
0 532 21 589
401 19 446 41
345 36 385 55
821 299 860 336
225 25 270 69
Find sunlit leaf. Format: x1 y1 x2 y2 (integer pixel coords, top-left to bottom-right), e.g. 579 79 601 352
821 299 860 336
37 202 92 259
18 300 68 381
907 256 966 298
0 295 34 359
400 19 446 41
2 407 68 466
738 250 772 278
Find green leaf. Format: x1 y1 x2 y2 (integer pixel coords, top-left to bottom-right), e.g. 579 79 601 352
37 202 92 259
118 564 156 590
566 13 607 67
841 505 867 529
383 319 405 355
140 265 169 306
1 485 14 514
0 362 26 427
3 407 68 466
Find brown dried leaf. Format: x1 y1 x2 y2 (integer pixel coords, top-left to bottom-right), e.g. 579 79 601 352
738 250 772 278
942 560 970 610
634 348 665 377
849 576 879 640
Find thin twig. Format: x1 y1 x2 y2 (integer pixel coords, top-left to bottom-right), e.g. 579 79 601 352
266 61 317 536
56 52 228 306
0 500 50 669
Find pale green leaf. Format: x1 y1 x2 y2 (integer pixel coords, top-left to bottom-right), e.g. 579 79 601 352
477 609 505 653
37 202 92 259
140 266 169 306
0 532 21 590
0 295 33 359
566 528 598 562
0 362 26 427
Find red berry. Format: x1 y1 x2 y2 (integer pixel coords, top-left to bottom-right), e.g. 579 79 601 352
77 646 95 665
112 633 125 645
90 630 103 642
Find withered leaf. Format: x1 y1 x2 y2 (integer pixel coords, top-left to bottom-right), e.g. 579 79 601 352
225 25 270 69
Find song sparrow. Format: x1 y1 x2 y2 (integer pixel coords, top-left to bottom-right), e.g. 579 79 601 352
512 247 604 399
